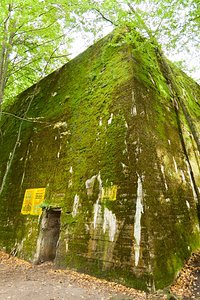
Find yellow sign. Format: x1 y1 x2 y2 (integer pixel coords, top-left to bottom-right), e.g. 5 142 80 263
102 185 118 201
21 188 46 215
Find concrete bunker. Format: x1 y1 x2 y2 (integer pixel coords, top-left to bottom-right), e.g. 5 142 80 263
35 208 61 263
0 31 199 290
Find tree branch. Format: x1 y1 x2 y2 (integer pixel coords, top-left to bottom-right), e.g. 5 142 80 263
14 7 57 34
92 8 117 26
1 111 50 124
16 19 58 36
51 54 70 59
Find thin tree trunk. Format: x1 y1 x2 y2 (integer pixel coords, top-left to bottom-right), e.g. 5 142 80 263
0 4 15 106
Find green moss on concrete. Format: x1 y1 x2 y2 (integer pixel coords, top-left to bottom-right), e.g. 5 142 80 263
0 29 199 291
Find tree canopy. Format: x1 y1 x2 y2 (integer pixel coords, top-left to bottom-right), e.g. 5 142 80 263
0 0 199 106
0 0 73 106
69 0 200 78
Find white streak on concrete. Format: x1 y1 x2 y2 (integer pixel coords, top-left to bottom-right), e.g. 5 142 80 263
72 194 79 217
135 145 141 159
131 90 137 116
149 73 155 85
99 117 103 126
65 229 69 253
131 106 137 116
123 139 128 154
17 238 26 253
121 162 128 176
182 88 186 97
181 170 186 183
173 157 178 173
85 175 97 196
108 113 113 125
20 144 31 188
20 172 25 189
121 162 126 169
68 179 72 188
93 201 101 229
103 208 117 242
186 160 198 202
186 201 190 209
57 144 62 158
93 172 103 229
85 175 97 188
161 165 168 190
134 174 144 267
97 172 102 191
65 241 69 253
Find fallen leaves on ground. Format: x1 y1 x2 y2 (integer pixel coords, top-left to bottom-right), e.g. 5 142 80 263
0 251 32 269
1 250 200 299
171 251 200 299
49 268 146 299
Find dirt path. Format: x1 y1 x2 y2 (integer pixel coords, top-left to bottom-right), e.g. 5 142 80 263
1 251 200 300
0 252 145 300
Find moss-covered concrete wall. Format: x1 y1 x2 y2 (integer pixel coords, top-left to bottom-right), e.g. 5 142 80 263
0 31 199 291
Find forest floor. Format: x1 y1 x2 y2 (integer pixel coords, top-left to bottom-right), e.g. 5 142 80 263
0 251 200 300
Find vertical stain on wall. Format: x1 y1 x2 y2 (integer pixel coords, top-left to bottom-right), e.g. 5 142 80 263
134 173 144 267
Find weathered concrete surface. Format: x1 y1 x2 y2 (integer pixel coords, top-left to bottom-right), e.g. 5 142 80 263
0 29 199 290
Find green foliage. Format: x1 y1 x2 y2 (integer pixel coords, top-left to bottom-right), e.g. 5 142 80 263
0 0 199 106
66 0 200 82
0 0 74 105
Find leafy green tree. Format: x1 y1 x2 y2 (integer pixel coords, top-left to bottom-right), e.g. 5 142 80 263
0 0 199 107
0 0 74 106
66 0 200 81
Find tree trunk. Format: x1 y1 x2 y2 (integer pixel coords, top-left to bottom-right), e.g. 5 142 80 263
0 4 15 106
